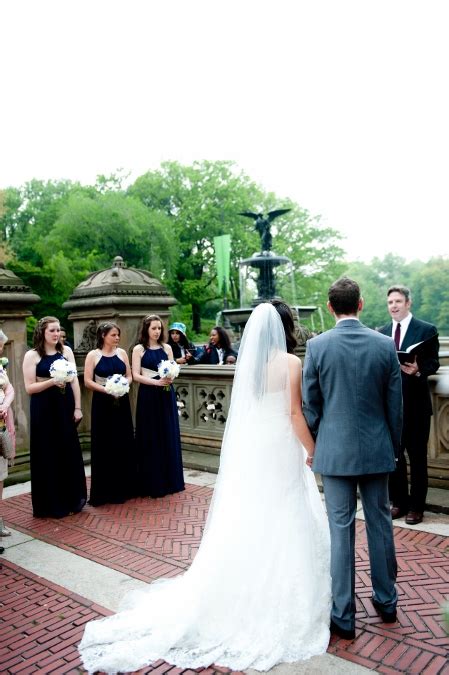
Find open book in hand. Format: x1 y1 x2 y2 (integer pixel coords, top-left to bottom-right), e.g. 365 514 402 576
397 333 439 365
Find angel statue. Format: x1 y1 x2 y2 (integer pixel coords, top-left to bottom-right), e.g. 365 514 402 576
238 209 291 252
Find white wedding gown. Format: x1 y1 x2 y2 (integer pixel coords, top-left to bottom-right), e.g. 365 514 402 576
79 305 331 674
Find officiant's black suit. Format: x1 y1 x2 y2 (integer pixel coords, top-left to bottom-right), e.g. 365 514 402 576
379 316 439 513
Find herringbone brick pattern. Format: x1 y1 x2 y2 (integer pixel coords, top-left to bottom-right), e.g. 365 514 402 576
2 484 211 582
328 520 449 673
1 482 449 673
0 561 110 674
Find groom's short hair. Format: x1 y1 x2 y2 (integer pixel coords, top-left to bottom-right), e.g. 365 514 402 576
328 277 361 315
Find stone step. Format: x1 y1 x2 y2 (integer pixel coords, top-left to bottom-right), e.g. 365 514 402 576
181 449 220 473
5 450 91 487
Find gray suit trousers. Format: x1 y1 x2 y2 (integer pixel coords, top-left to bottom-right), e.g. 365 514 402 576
322 473 397 631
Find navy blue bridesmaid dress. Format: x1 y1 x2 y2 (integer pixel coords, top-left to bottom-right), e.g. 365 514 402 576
30 353 87 518
89 354 137 506
135 347 185 498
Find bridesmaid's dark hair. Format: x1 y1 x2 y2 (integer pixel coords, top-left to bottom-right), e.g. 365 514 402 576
212 326 232 351
271 301 297 354
96 322 120 349
137 314 165 346
33 316 64 357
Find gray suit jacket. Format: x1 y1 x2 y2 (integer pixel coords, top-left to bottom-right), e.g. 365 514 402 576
302 319 403 476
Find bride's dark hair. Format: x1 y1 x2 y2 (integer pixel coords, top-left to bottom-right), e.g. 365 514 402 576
271 301 297 354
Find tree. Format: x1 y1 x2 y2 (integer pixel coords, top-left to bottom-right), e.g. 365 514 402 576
45 191 174 278
128 161 265 332
1 179 82 264
344 255 449 333
0 178 175 321
410 257 449 333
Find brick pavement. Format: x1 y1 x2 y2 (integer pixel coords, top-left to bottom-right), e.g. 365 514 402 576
1 482 449 674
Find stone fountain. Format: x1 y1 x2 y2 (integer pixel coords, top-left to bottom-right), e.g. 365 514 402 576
221 210 318 333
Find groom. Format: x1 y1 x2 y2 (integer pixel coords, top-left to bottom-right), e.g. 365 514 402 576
302 277 403 639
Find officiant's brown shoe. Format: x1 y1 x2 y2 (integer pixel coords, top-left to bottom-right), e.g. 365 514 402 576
405 511 423 525
390 506 406 519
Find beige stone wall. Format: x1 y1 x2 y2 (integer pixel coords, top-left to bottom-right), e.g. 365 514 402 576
0 317 31 452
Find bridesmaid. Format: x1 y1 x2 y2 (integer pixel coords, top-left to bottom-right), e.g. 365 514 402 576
22 317 87 518
132 314 185 498
84 322 136 506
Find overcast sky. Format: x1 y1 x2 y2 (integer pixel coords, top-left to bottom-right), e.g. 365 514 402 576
1 0 447 263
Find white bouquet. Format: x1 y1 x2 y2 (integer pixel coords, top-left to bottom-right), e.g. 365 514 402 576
104 374 130 398
157 359 180 390
49 358 77 393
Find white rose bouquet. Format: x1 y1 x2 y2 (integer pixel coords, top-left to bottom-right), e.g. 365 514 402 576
157 359 180 391
104 374 130 398
49 358 77 393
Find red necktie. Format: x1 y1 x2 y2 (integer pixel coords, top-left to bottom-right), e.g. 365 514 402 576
394 322 401 350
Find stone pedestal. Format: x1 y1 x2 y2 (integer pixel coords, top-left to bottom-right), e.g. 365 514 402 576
63 256 177 357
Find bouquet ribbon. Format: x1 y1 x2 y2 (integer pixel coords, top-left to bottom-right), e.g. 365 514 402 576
141 367 158 378
94 375 108 385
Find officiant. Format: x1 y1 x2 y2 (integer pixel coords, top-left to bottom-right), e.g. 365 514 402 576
379 285 440 525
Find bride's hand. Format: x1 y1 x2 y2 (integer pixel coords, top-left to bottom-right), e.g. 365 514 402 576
306 453 314 467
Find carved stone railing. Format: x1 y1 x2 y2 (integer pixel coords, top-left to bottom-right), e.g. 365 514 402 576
174 365 234 461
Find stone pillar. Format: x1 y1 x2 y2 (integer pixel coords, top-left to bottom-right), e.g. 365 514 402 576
0 263 40 452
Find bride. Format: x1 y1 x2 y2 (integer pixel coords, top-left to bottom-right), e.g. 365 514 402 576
79 302 331 673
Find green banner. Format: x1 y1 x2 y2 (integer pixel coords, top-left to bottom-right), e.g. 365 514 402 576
214 234 231 296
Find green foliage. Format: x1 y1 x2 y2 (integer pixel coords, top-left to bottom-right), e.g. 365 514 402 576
411 258 449 332
128 160 266 330
344 255 449 332
6 164 446 338
2 179 83 264
7 258 67 327
128 162 345 331
0 176 175 320
44 190 174 277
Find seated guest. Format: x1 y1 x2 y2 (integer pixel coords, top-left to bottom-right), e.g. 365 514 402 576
199 326 237 365
168 322 200 365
